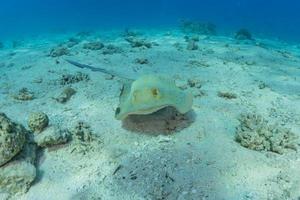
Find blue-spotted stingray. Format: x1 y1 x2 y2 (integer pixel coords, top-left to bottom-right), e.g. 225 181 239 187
66 60 193 120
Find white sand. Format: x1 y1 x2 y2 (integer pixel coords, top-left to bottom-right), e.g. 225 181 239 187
0 29 300 200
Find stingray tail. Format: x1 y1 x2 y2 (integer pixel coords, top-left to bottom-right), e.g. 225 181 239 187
65 59 133 80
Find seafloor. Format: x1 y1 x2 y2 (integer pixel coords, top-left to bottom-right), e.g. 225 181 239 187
0 28 300 200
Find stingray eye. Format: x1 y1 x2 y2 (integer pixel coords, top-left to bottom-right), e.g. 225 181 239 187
151 88 159 97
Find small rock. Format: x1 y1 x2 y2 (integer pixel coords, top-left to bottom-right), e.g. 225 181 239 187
49 47 70 57
34 126 70 148
32 78 43 84
245 61 256 66
217 91 237 99
125 36 152 48
28 112 49 133
258 82 267 89
104 74 114 80
12 88 35 101
83 41 104 50
187 79 202 88
66 37 80 48
0 160 36 195
188 60 210 68
0 135 37 196
102 44 122 55
135 58 149 65
187 40 198 50
54 87 76 103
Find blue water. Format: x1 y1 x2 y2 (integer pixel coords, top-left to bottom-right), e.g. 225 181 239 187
1 0 300 41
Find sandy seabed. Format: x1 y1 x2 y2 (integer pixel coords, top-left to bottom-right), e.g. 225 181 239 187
0 28 300 200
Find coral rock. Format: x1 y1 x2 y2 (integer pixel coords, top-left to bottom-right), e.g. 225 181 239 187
0 160 36 195
28 112 49 133
235 113 298 154
49 46 70 57
0 113 26 166
125 36 152 48
54 87 76 103
12 88 35 101
34 126 70 148
0 139 37 195
59 72 89 85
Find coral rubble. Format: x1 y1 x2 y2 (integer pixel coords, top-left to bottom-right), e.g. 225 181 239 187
69 121 98 154
59 72 89 85
235 113 298 154
125 36 152 48
71 121 94 143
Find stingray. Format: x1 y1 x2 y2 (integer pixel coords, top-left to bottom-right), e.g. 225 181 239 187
66 59 193 120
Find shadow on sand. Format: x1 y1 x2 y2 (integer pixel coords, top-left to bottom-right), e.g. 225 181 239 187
121 106 196 135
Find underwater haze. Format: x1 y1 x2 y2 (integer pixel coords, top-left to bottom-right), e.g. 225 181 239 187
1 0 300 41
1 0 300 200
